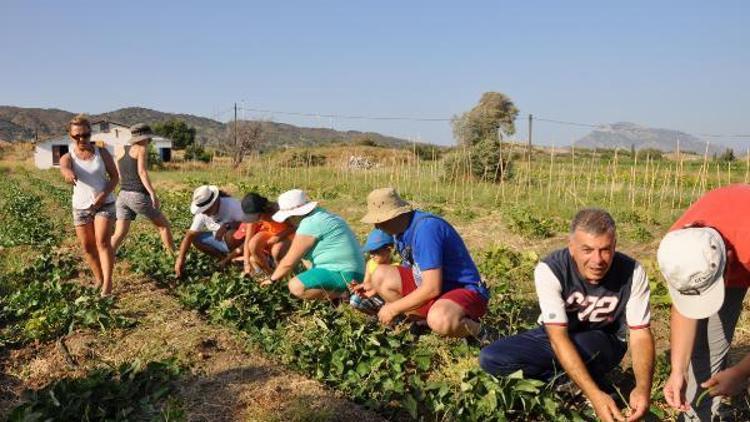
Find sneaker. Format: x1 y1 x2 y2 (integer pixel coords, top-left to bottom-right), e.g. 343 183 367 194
350 294 385 313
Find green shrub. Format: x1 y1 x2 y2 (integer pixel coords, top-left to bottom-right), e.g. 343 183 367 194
627 224 654 242
10 359 183 421
413 144 444 161
0 251 132 347
184 143 213 163
147 143 164 169
278 151 327 167
442 139 513 183
477 246 540 335
0 181 57 247
502 206 556 239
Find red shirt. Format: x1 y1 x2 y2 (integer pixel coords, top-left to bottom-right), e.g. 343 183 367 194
670 184 750 288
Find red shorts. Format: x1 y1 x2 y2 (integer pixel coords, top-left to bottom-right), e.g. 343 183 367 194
398 266 488 320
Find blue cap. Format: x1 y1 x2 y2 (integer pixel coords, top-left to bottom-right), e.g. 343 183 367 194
362 229 394 253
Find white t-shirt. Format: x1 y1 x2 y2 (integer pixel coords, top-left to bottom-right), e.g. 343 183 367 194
189 197 252 233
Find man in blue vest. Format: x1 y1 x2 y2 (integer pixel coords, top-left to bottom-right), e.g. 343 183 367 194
480 208 655 422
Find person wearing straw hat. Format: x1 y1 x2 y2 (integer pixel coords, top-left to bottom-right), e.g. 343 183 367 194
59 114 119 297
357 187 492 339
111 123 174 254
265 189 365 300
480 208 654 422
174 185 255 277
659 185 750 421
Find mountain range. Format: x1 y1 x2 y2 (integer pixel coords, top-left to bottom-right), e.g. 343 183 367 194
1 106 739 154
573 122 726 154
0 106 414 149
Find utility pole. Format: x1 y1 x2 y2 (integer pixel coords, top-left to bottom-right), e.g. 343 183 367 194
527 114 533 156
234 102 238 149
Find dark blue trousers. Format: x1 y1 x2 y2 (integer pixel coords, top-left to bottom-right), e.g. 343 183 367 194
479 326 627 385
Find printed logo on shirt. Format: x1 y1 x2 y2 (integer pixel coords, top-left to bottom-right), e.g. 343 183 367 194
565 292 619 323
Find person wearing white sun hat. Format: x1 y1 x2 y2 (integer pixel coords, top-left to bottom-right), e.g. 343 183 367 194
174 185 256 277
265 189 365 300
660 184 750 421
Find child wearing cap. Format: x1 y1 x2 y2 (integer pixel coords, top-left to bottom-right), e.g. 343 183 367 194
349 229 398 314
235 193 294 278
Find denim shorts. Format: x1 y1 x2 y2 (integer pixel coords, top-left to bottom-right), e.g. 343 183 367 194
194 231 230 254
72 202 116 226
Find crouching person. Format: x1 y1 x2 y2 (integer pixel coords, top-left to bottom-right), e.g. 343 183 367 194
479 208 655 422
174 185 255 277
265 189 365 300
358 187 492 339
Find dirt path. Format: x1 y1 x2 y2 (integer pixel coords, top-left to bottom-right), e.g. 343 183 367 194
1 264 385 422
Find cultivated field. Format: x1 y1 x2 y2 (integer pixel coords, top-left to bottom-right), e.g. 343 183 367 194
1 143 749 421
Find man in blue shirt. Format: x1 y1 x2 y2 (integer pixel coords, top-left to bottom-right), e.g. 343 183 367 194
357 187 491 339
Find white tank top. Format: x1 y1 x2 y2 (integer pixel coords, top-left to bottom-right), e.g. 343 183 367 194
69 145 115 209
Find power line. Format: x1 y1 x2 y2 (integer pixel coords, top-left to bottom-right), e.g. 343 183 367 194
237 106 452 122
231 104 750 140
533 116 603 129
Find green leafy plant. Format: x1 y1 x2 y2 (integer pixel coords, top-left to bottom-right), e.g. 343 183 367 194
0 180 57 247
0 251 132 347
9 359 183 421
502 206 556 239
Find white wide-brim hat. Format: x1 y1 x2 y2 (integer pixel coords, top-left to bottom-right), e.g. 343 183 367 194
272 189 318 222
657 227 726 319
190 185 220 215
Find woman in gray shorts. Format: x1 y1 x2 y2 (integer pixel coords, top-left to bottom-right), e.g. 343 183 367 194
59 114 119 297
111 123 174 253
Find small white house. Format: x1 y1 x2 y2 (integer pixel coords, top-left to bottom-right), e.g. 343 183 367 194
34 120 172 169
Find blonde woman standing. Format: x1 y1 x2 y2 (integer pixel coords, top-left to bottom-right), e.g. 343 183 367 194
59 114 119 297
110 124 174 253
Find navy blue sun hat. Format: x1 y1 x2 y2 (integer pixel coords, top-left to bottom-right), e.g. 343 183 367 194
362 229 395 253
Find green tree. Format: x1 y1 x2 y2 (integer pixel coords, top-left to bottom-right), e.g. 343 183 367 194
452 91 519 147
719 148 736 162
152 119 196 150
446 91 517 182
184 143 212 163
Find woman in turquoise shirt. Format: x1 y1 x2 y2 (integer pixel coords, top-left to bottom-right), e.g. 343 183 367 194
265 189 365 300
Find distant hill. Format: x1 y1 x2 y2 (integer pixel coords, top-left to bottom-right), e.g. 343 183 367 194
573 122 723 154
0 106 415 149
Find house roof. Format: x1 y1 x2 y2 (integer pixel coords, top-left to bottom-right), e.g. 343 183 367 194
91 119 130 129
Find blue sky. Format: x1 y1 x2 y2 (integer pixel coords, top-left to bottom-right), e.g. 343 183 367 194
1 1 748 147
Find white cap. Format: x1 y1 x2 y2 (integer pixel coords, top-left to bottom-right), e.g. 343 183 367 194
190 185 219 215
657 227 726 319
272 189 318 222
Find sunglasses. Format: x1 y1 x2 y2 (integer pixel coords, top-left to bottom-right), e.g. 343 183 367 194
71 133 91 141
